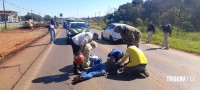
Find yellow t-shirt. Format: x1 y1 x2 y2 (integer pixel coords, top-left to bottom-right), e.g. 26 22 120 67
120 46 147 67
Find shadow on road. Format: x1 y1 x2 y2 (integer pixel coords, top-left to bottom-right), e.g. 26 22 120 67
32 73 69 84
145 48 161 51
106 73 138 81
32 65 73 84
59 65 73 74
54 38 68 45
96 39 125 45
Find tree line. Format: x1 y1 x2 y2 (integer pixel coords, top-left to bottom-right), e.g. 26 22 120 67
20 12 54 22
104 0 200 32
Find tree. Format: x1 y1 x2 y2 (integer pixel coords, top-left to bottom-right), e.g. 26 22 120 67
44 15 52 21
103 0 200 32
136 18 143 26
24 12 43 22
60 13 63 18
24 12 32 20
99 20 106 28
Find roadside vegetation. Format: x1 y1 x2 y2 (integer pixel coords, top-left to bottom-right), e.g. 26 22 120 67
138 26 200 54
0 27 18 31
91 0 200 55
0 23 21 31
90 18 105 30
92 22 200 54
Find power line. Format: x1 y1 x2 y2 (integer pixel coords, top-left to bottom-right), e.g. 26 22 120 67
4 0 29 11
1 0 47 16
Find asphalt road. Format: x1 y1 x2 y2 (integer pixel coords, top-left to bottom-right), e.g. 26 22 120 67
13 29 200 90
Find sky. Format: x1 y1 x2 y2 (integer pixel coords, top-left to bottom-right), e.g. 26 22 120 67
0 0 133 18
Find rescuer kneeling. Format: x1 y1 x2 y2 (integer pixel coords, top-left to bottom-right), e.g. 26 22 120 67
117 45 149 78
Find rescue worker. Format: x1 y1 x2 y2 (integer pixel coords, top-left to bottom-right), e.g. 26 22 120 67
116 25 142 48
70 32 99 75
117 45 149 78
82 41 98 68
147 21 155 43
160 24 171 50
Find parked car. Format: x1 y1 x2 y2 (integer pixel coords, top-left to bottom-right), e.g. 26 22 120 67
101 23 125 42
66 22 91 42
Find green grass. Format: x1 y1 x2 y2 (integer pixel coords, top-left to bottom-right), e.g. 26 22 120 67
0 26 19 31
91 24 103 31
91 24 200 54
138 26 200 54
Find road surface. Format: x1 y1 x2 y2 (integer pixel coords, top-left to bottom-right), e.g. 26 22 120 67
10 29 200 90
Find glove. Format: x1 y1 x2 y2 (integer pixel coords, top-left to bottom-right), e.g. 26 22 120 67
116 63 123 69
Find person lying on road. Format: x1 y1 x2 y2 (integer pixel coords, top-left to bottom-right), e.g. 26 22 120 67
72 57 119 84
107 48 125 63
82 55 103 68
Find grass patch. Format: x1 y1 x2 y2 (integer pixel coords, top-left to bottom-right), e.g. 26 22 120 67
0 26 19 31
138 26 200 54
91 24 103 31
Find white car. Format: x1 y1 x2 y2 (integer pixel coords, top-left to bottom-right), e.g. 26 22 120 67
101 23 126 42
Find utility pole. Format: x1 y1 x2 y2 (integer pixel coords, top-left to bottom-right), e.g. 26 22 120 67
39 12 40 22
19 10 21 23
99 11 100 17
3 0 7 29
77 11 78 21
31 9 33 20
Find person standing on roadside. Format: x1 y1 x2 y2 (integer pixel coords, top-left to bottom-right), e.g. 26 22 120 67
49 19 56 44
116 24 142 48
160 24 172 50
147 21 155 43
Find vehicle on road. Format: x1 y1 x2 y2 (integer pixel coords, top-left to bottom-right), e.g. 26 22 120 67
21 19 34 29
66 22 91 42
101 23 125 42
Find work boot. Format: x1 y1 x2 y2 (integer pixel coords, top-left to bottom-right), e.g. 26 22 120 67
73 68 80 75
78 65 85 71
164 46 169 50
74 69 80 75
139 73 146 78
73 62 80 75
140 70 149 78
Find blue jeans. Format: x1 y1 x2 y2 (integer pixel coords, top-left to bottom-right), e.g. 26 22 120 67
81 63 106 80
49 28 56 42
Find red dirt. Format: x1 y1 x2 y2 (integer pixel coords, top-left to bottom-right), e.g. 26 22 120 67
0 29 48 59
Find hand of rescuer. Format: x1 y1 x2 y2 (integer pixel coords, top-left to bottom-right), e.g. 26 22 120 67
116 62 124 72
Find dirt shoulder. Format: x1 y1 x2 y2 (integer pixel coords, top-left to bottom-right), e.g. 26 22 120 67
0 28 49 62
0 28 61 90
